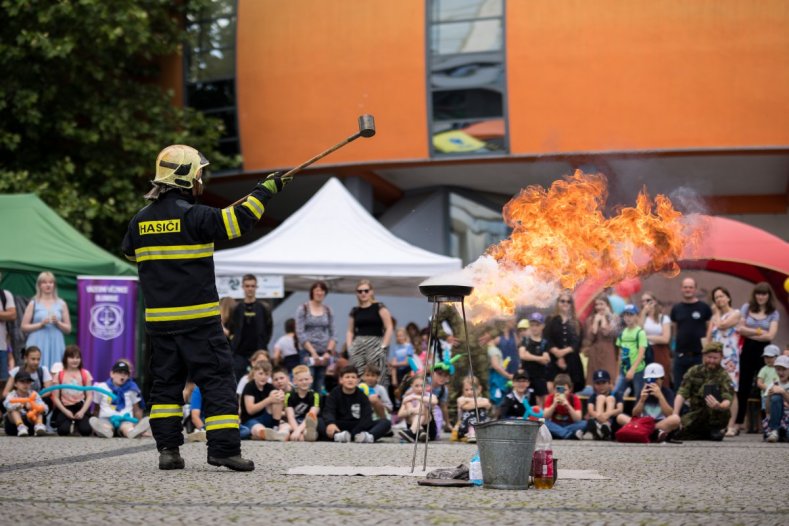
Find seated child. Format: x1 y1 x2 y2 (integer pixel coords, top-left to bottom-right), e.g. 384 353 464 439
428 366 452 432
90 360 150 439
616 363 680 442
3 346 52 400
240 362 287 441
543 374 587 440
282 365 321 441
51 345 94 437
499 370 536 419
324 365 391 443
186 384 207 442
455 375 491 442
488 341 512 407
397 375 439 442
236 350 271 397
757 345 781 413
763 355 789 443
388 327 415 387
2 371 47 436
362 364 393 421
585 369 623 440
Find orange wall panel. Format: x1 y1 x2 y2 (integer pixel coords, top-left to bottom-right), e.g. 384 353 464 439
237 0 428 172
507 0 789 154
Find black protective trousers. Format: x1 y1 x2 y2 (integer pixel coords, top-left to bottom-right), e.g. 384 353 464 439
148 322 240 458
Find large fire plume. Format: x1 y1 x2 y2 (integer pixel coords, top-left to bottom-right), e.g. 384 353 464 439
465 170 701 318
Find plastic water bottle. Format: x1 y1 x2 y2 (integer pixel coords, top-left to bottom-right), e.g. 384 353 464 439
469 451 483 486
532 424 554 489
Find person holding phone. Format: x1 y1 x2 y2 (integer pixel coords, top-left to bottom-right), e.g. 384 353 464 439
672 342 734 441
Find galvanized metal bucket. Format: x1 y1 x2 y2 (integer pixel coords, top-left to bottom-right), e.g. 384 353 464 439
474 420 541 490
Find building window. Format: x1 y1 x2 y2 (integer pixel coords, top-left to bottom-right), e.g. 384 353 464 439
428 0 508 156
449 192 509 265
185 0 240 160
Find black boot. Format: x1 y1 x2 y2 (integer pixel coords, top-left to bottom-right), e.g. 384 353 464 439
709 429 724 441
207 455 255 472
159 447 186 470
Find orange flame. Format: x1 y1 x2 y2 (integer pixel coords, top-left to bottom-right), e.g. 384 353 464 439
466 170 700 316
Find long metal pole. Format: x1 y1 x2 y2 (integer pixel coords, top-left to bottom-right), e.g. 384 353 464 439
410 300 440 473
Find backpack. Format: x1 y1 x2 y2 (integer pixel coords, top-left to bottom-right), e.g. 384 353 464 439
616 328 654 367
615 416 656 443
58 368 90 387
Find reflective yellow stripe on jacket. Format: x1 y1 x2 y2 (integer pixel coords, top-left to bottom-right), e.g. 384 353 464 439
242 195 265 220
205 414 240 432
149 404 183 419
221 207 241 239
145 301 220 322
134 243 214 262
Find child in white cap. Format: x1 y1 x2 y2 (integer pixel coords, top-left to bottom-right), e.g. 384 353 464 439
757 344 781 412
763 354 789 442
617 362 680 442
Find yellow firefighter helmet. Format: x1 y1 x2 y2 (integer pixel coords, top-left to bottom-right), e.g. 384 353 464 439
154 145 210 189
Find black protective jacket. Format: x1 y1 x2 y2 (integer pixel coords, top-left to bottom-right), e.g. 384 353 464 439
122 185 272 334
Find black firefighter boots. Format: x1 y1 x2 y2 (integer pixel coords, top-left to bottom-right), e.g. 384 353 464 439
207 455 255 472
159 447 186 470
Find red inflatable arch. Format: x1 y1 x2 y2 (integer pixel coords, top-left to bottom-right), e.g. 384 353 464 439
575 216 789 320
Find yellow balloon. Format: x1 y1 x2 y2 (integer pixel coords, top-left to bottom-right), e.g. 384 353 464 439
784 276 789 294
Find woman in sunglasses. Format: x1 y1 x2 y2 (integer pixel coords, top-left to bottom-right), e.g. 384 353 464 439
346 280 394 387
545 291 585 393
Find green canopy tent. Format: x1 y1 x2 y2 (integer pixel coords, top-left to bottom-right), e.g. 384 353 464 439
0 194 137 353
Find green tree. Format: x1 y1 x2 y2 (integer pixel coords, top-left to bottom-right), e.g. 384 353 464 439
0 0 234 254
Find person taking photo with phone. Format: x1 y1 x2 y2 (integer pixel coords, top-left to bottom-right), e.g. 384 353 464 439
672 341 734 441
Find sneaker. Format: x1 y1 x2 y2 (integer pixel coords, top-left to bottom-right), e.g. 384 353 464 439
766 430 779 443
304 414 318 442
127 417 150 439
207 455 255 472
582 431 595 441
709 429 724 442
263 427 288 441
353 431 374 443
655 430 669 443
159 448 186 470
89 417 113 439
599 423 612 441
333 430 351 443
17 425 29 437
186 429 207 443
34 424 48 436
589 420 602 440
398 429 416 443
574 429 585 440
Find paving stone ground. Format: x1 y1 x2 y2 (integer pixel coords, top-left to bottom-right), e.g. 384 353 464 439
0 432 786 525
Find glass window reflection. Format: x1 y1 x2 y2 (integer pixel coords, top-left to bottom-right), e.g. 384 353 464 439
431 20 502 55
433 0 503 22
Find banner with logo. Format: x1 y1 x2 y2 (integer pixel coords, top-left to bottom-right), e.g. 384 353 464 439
77 276 138 377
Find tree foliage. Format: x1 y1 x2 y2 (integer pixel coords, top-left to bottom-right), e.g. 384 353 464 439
0 0 234 254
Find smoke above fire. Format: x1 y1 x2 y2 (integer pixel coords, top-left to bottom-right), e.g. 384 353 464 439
464 170 702 319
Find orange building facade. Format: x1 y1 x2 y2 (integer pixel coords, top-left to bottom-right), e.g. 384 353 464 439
187 0 789 259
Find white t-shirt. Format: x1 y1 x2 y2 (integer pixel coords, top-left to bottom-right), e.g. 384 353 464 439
274 334 298 358
0 289 13 351
642 314 670 337
94 381 141 418
9 366 52 392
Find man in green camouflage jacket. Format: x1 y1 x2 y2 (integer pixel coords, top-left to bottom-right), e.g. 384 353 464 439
673 341 733 441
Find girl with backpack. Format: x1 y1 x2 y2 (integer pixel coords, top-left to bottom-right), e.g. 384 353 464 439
50 345 94 436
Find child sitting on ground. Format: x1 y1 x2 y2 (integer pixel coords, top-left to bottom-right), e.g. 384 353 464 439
240 361 287 441
186 384 207 442
763 355 789 443
428 365 452 432
616 363 681 442
90 360 150 439
283 365 321 441
236 350 271 397
3 346 52 400
51 345 94 436
2 371 47 436
362 364 393 420
757 345 781 413
585 369 623 440
543 374 587 440
499 370 535 420
397 375 439 442
324 365 391 443
455 375 491 442
388 327 415 388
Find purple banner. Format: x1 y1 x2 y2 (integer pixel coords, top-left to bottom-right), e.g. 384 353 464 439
77 277 138 378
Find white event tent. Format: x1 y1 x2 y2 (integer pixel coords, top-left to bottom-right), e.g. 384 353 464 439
214 177 462 296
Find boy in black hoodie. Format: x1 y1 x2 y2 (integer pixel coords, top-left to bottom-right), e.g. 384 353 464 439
324 366 391 443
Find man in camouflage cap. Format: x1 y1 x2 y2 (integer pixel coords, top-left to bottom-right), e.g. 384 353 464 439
672 341 734 440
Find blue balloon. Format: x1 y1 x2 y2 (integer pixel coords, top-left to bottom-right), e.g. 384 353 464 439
608 294 626 315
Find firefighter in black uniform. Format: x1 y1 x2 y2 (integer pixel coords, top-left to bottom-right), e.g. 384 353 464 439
122 144 290 471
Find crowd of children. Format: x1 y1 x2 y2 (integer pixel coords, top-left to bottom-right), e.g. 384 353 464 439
2 312 788 447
